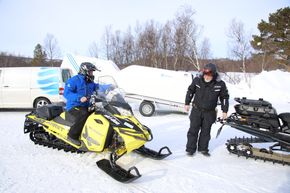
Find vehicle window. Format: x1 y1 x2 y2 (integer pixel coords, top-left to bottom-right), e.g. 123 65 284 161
62 69 72 82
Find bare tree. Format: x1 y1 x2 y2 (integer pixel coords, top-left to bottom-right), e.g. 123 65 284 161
89 41 99 58
132 22 143 65
98 5 207 71
102 26 113 60
122 27 135 65
111 30 123 65
172 15 187 70
227 19 252 85
0 52 12 67
161 21 173 69
43 34 61 66
198 38 212 67
172 5 201 71
136 20 161 68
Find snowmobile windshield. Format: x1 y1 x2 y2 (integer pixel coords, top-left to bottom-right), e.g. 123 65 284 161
98 88 133 116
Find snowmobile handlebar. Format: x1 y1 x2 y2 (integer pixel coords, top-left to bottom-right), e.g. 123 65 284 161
88 92 107 112
216 117 227 124
89 94 105 104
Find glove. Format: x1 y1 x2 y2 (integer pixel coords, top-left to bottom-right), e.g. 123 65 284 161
222 112 227 120
184 105 190 112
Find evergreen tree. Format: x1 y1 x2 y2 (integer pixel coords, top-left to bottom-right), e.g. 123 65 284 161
251 7 290 70
31 44 47 66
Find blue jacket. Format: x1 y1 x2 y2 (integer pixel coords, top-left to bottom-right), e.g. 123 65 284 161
64 74 110 111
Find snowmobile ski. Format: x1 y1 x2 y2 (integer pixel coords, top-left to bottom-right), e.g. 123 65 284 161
134 145 172 160
96 152 141 183
96 159 141 183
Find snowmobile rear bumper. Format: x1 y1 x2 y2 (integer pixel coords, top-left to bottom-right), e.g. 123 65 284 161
24 117 38 134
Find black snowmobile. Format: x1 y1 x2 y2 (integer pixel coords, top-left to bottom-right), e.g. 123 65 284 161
24 88 172 183
217 97 290 165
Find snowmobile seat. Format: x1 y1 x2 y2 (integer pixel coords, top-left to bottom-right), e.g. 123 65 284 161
234 104 278 119
36 104 63 120
53 116 74 127
235 97 272 107
52 112 75 127
234 97 278 119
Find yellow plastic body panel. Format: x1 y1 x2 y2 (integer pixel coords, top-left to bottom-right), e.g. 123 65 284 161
26 114 70 142
114 115 151 153
80 113 110 152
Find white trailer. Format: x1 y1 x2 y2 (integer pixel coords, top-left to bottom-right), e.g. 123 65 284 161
114 65 193 116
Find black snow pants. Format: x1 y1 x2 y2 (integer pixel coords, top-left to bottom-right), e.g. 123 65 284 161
67 107 90 140
186 106 216 153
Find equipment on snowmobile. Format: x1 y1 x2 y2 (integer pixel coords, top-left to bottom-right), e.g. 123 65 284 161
217 97 290 165
24 87 172 183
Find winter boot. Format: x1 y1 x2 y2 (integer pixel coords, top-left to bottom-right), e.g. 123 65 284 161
186 150 196 156
199 151 210 157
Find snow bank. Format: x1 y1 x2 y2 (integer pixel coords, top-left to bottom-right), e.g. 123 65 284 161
227 70 290 112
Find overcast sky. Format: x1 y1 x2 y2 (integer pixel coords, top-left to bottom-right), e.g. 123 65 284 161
0 0 289 59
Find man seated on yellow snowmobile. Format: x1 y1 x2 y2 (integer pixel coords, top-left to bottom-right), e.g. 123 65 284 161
64 62 111 146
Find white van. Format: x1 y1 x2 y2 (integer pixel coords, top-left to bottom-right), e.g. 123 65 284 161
0 67 72 109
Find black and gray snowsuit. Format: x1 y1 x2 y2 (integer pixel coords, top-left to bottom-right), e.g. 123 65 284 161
185 73 229 153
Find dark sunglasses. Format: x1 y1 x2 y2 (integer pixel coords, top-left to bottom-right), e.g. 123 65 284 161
203 69 213 76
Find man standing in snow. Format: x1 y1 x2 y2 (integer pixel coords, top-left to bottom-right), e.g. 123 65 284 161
184 63 229 156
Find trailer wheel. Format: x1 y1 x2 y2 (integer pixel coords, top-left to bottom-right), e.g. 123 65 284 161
34 97 51 108
139 101 155 117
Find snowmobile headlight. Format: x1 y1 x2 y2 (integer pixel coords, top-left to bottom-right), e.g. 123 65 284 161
115 107 132 116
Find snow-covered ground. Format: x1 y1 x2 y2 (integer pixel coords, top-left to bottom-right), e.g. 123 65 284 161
1 70 290 193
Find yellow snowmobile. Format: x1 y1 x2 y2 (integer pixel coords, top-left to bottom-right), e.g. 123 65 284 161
24 88 171 183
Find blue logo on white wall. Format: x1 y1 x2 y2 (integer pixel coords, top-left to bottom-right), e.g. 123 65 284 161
37 68 59 95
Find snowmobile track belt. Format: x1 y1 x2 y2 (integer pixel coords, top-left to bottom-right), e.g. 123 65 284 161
226 136 290 166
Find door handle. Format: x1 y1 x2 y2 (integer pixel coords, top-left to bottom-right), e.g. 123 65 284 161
4 85 9 88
